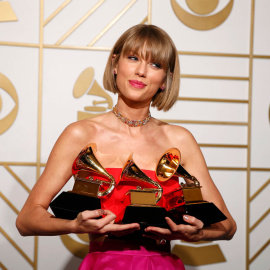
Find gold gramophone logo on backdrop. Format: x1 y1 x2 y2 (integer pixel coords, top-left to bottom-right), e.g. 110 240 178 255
0 73 19 134
171 0 233 30
73 67 113 121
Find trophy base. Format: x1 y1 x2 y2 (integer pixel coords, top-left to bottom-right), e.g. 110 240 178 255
122 202 227 229
185 201 227 226
49 191 101 220
170 201 227 227
122 204 170 229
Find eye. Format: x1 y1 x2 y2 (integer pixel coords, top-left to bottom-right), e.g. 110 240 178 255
127 55 138 61
151 62 162 69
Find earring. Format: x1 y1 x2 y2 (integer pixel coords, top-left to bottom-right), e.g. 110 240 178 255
114 70 117 75
160 86 165 91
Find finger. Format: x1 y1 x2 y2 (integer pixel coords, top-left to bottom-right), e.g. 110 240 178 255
183 215 204 229
94 213 118 229
165 217 196 237
78 210 116 230
166 216 202 236
77 209 105 221
106 223 140 232
102 209 117 217
144 226 171 236
165 217 179 231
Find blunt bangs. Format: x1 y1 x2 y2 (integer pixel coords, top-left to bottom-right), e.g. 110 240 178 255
121 29 175 72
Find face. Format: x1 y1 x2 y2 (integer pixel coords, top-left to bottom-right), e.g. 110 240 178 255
114 50 166 105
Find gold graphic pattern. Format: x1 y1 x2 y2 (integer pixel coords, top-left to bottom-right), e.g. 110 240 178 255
0 1 17 22
0 0 269 269
171 0 233 30
172 242 226 266
0 73 19 134
0 164 35 268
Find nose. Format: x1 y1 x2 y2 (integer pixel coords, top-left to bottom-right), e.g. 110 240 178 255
135 61 147 77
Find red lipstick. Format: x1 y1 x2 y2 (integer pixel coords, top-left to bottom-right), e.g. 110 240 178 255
129 80 146 89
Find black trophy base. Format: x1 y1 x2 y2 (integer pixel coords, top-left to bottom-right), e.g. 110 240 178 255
122 202 227 229
170 201 227 227
49 191 101 220
185 201 227 226
122 205 171 229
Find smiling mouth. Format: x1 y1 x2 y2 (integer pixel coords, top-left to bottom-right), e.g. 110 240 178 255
129 80 146 88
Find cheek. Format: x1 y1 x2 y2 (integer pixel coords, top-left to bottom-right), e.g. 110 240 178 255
116 65 128 80
115 75 121 89
150 74 166 86
115 72 126 91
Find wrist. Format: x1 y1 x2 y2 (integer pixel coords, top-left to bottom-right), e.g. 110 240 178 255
67 219 79 234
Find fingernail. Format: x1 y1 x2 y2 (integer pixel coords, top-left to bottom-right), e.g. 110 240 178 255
183 215 188 220
99 209 104 215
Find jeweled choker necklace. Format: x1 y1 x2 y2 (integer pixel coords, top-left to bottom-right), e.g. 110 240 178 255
112 106 151 127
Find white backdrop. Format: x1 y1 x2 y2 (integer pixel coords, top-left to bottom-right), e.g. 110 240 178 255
0 1 269 270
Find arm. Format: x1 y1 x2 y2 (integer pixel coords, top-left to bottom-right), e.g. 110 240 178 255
145 127 237 242
16 123 139 236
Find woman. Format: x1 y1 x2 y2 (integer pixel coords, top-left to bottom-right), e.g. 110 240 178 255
16 24 236 269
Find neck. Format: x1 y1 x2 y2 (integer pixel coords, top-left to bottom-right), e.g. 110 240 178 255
115 98 151 121
112 101 151 128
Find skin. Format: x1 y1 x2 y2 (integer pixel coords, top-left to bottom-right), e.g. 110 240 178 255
16 49 236 244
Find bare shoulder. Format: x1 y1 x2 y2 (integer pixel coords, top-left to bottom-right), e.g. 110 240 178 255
149 122 204 177
61 114 109 143
155 119 197 146
48 113 112 160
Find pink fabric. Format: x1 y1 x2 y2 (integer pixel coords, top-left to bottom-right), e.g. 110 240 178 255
78 240 185 270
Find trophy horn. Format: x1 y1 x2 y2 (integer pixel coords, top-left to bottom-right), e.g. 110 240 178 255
120 154 163 203
156 148 200 187
73 143 116 196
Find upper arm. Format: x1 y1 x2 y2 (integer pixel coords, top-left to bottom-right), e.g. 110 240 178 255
173 127 233 218
24 122 90 210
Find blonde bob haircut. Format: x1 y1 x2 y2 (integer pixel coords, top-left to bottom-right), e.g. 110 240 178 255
103 24 180 111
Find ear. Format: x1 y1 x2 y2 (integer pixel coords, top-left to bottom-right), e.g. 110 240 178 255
112 54 117 74
160 83 165 91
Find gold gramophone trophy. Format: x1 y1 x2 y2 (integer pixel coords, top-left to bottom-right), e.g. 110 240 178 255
120 154 174 229
50 143 116 220
156 148 227 226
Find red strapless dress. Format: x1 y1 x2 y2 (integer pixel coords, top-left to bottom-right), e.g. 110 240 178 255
97 168 183 223
75 167 185 270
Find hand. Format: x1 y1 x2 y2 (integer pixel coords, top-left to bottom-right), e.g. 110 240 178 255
144 215 204 242
74 209 140 235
